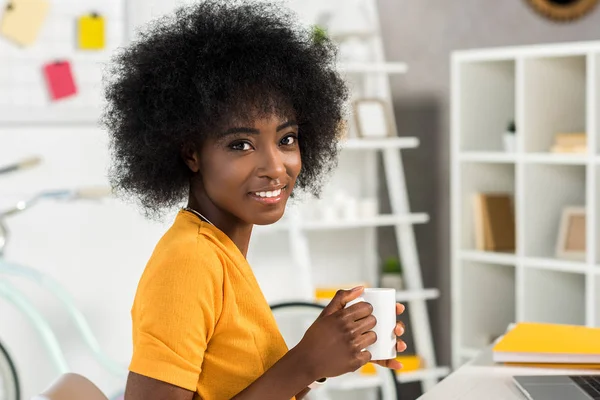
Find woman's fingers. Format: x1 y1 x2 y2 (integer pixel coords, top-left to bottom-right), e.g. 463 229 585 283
396 303 405 315
395 320 405 336
358 330 378 349
396 339 407 352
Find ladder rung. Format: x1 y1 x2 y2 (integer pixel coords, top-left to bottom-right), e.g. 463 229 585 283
396 288 440 302
395 367 451 383
341 137 420 150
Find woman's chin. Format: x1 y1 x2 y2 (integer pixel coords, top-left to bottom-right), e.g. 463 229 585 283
252 209 286 226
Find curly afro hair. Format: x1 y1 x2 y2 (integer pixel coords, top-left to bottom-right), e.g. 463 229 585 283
102 0 349 215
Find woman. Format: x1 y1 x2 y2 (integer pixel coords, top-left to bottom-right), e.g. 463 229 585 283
102 1 407 399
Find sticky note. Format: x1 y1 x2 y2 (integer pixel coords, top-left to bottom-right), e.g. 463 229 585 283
78 13 105 50
0 0 50 46
43 61 78 101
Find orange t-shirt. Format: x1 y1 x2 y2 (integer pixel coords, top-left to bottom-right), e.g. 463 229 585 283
129 210 290 398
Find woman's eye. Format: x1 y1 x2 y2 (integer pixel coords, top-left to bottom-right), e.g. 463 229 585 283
281 135 297 146
230 141 252 151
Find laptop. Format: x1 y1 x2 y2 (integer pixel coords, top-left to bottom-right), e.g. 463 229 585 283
513 375 600 399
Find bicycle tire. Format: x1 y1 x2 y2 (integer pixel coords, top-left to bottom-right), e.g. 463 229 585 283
0 340 19 400
269 301 400 400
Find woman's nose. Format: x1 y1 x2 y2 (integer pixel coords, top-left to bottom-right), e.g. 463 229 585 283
258 145 286 179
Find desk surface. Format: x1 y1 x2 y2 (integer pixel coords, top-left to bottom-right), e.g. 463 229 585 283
417 347 600 399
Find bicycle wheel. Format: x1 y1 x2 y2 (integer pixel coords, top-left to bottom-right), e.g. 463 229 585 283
0 340 19 400
270 301 399 400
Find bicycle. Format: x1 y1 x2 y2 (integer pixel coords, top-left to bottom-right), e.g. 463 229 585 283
0 157 126 400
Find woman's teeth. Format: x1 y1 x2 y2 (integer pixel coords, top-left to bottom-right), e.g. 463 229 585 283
254 188 283 198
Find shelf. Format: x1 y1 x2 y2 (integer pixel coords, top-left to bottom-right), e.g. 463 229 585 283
522 267 585 325
255 213 428 234
459 152 516 163
395 367 450 383
303 213 429 230
327 374 383 391
460 250 516 266
457 59 515 152
523 257 588 274
314 288 440 307
337 62 408 74
327 368 452 390
460 261 515 350
523 55 587 153
341 137 419 150
396 288 440 302
524 153 588 165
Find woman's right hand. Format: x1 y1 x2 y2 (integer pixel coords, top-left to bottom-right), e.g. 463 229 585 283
295 286 377 380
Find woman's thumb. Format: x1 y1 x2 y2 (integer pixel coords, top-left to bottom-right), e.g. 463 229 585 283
320 286 364 316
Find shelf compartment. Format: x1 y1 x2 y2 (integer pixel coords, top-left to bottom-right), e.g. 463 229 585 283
460 262 516 350
459 162 515 251
522 267 585 325
523 164 586 259
458 60 515 152
523 55 587 153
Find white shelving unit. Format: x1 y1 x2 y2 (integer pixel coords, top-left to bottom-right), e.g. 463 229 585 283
451 40 600 369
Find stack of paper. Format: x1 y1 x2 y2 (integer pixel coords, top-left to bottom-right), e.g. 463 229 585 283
493 322 600 369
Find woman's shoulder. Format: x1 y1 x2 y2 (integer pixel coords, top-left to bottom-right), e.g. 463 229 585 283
144 211 225 280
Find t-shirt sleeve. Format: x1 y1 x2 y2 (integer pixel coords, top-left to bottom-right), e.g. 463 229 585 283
129 236 224 391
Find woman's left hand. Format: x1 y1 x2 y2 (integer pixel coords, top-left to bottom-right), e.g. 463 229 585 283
371 303 407 369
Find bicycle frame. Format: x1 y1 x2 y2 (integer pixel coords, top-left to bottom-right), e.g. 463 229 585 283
0 180 126 399
0 260 127 379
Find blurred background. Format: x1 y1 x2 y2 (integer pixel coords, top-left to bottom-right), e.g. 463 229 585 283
1 0 599 399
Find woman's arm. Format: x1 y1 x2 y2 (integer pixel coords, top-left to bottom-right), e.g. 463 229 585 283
231 346 315 400
124 372 194 400
125 287 377 400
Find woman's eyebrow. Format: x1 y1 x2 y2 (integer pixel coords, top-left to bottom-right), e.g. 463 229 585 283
221 121 298 136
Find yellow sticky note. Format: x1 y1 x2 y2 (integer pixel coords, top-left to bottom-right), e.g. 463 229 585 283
78 13 105 50
0 0 50 46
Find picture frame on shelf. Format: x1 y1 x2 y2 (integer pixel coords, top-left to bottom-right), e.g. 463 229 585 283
556 206 586 261
353 98 395 138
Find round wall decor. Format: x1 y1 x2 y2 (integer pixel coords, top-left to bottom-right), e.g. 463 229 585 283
526 0 599 21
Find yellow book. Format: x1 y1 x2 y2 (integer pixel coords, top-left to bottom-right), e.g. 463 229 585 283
360 355 422 375
78 13 105 50
493 322 600 364
504 362 600 369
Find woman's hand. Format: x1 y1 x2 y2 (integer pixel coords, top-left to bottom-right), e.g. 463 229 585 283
294 286 377 380
371 302 407 369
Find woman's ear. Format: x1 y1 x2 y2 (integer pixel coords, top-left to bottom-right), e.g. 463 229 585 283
181 143 201 173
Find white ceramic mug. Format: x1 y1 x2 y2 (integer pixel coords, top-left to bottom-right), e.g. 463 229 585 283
345 288 397 360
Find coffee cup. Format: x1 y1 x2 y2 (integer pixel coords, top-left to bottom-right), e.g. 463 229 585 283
345 288 397 360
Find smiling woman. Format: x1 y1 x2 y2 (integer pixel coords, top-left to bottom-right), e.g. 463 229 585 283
101 1 407 400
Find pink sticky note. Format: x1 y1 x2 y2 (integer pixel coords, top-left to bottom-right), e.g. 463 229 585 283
43 61 77 100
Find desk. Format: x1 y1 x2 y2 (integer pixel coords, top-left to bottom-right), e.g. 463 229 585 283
418 347 600 399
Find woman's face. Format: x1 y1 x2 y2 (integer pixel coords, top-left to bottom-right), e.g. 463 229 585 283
194 114 302 226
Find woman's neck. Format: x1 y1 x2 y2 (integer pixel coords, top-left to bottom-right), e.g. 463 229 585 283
186 197 253 258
